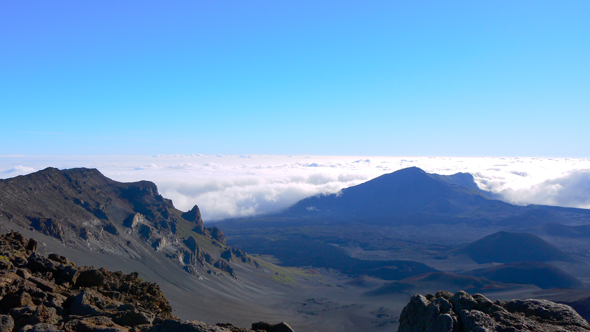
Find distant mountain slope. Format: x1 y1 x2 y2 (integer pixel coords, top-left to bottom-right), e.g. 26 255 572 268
285 167 502 219
454 231 575 264
467 262 584 289
536 222 590 238
241 167 590 228
231 235 436 280
365 272 520 296
0 167 254 278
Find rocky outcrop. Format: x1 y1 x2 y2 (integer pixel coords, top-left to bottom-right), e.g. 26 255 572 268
398 290 590 332
0 231 173 331
207 227 226 246
221 248 251 264
0 167 256 280
182 206 203 228
0 231 293 332
123 213 147 228
250 322 295 332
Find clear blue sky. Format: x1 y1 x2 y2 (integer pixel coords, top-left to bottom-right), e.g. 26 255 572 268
1 1 589 157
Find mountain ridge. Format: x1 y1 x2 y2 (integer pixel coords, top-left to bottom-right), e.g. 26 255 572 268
0 167 251 279
285 167 501 218
240 166 590 228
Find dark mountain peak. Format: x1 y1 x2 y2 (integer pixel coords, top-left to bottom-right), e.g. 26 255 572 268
361 166 429 187
455 231 575 264
182 205 203 225
387 166 425 176
34 166 106 181
430 171 479 189
62 166 104 176
285 166 497 220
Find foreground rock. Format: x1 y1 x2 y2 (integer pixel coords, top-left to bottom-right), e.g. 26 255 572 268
398 290 590 332
0 231 294 332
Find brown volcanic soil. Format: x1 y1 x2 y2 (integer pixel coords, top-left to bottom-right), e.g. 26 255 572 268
0 231 275 332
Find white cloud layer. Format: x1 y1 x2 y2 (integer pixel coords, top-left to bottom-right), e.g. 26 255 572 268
1 155 590 221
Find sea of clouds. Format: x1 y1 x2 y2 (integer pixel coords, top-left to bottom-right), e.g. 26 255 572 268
1 155 590 222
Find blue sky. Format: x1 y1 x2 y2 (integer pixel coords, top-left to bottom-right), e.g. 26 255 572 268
2 1 589 157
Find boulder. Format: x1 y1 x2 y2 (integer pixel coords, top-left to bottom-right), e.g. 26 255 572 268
0 232 291 332
504 299 590 328
147 319 232 332
56 265 79 285
398 290 590 332
65 316 129 332
1 292 34 311
251 322 273 330
47 254 68 265
269 322 295 332
76 268 106 287
251 322 295 332
68 290 104 316
0 315 14 332
111 308 154 326
14 305 59 330
19 323 62 332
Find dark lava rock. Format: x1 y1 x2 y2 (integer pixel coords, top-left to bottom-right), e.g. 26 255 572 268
251 322 274 330
398 290 590 332
0 315 14 332
147 319 230 331
19 323 63 332
251 322 295 332
76 268 107 287
0 231 293 332
1 291 34 311
64 316 129 332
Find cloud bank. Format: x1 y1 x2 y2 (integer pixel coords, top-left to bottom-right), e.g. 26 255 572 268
1 155 590 221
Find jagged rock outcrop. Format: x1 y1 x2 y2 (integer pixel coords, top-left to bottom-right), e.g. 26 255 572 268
0 231 292 332
182 206 203 228
182 206 227 245
0 167 257 279
207 227 226 246
221 248 251 264
398 290 590 332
